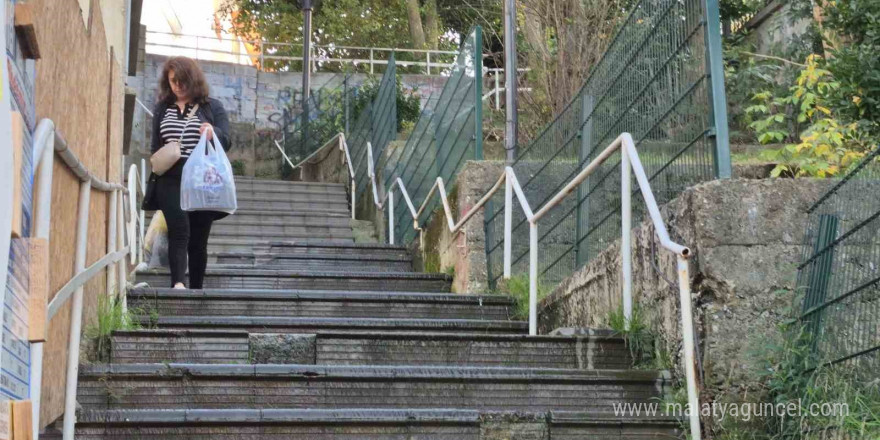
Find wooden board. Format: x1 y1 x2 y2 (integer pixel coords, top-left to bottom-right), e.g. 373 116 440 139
28 238 48 342
10 401 31 440
10 112 23 238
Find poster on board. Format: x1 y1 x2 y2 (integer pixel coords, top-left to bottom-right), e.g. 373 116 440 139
0 0 13 435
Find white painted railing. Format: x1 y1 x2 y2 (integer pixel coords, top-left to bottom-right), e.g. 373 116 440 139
127 160 147 266
30 119 135 440
145 30 460 75
297 131 702 440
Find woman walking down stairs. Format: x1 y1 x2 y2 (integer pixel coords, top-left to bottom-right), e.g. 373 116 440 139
41 177 682 439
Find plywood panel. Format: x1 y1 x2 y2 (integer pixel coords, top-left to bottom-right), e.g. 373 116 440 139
30 0 126 428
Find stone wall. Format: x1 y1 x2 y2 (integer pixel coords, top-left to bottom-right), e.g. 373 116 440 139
538 178 834 427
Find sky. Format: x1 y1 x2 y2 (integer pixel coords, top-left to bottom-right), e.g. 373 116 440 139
140 0 254 65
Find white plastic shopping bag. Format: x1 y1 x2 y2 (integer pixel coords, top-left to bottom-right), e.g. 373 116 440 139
180 130 237 214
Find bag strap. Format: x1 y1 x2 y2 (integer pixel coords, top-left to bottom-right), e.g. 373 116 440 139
178 103 200 144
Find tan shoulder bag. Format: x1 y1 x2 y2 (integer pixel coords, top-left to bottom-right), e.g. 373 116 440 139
151 103 200 175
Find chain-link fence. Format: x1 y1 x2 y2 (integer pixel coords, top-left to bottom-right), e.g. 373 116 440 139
347 55 398 197
279 74 360 177
485 0 730 287
381 27 484 244
796 146 880 371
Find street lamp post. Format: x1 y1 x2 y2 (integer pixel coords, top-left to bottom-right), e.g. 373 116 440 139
298 0 314 162
504 0 518 162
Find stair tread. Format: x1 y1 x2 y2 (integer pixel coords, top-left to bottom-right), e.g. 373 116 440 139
81 362 668 381
76 408 681 424
137 268 451 280
128 288 514 304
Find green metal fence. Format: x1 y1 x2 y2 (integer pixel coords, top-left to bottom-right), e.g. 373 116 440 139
796 146 880 370
382 26 483 244
279 74 359 174
346 55 398 197
485 0 730 287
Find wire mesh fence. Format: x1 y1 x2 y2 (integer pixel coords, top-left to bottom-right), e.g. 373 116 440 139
347 55 399 198
279 74 360 176
485 0 728 287
380 27 484 245
796 146 880 371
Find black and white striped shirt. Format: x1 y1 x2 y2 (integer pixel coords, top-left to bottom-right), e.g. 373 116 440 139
159 102 202 158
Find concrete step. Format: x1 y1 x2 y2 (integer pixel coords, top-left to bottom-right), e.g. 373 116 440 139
260 242 412 259
63 409 682 439
213 214 354 228
210 223 355 238
127 288 513 320
211 252 414 272
134 316 526 334
236 197 350 212
78 364 670 412
233 177 345 191
234 191 349 204
110 329 634 369
135 268 452 291
205 238 356 253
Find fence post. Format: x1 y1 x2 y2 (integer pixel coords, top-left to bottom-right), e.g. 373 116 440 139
473 26 484 160
803 214 838 357
575 94 594 267
370 49 374 74
344 76 350 136
495 73 501 111
62 180 92 440
426 51 431 75
704 0 732 179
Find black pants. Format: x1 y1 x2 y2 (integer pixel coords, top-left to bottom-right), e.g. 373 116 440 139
157 175 215 289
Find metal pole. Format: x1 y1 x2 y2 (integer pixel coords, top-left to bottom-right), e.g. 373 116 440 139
62 180 92 440
503 0 518 162
426 52 431 75
704 0 731 179
575 95 594 267
106 190 118 297
344 77 350 135
302 0 313 157
117 189 127 310
528 221 538 335
503 171 513 278
388 190 395 245
473 26 484 160
31 121 56 440
621 146 633 330
678 256 703 440
370 49 374 74
495 73 500 111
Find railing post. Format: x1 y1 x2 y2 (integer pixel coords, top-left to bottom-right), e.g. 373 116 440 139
426 51 431 75
106 189 118 297
473 26 484 160
494 73 500 111
388 190 395 245
528 221 538 336
621 145 633 330
62 180 91 440
139 159 146 264
117 189 127 310
704 0 732 179
677 255 703 440
575 94 594 267
370 49 374 74
503 171 513 279
31 122 56 439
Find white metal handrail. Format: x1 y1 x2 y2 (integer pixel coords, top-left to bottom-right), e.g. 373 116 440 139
31 119 135 440
145 30 460 75
299 131 702 440
127 160 147 265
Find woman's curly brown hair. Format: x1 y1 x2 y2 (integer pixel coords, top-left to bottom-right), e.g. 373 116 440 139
158 57 210 104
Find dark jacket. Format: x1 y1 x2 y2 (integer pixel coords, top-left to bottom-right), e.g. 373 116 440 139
151 97 232 176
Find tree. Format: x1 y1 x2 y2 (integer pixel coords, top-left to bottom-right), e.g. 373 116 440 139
220 0 455 70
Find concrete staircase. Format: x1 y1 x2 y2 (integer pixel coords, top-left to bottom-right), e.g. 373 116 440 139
44 177 682 439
